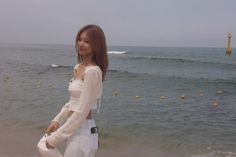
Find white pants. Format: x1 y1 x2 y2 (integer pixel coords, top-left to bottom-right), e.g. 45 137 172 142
37 119 98 157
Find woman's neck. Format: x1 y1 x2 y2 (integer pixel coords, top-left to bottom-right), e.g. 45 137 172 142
81 55 94 66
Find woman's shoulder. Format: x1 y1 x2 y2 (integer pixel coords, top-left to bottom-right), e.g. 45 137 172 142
84 65 102 79
74 63 102 76
85 65 101 73
74 63 99 70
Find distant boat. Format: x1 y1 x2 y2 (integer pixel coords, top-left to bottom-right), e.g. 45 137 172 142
108 51 128 54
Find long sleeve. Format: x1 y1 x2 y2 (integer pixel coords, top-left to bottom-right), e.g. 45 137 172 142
51 102 70 126
46 68 102 147
51 64 80 125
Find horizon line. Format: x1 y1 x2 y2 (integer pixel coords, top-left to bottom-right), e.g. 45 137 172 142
0 41 234 49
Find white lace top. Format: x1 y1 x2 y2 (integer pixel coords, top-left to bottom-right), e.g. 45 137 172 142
67 64 102 112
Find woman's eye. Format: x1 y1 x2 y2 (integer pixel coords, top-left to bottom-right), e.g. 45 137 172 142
85 40 89 43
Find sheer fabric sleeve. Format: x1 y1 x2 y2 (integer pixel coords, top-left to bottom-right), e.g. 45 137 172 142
51 102 70 126
46 68 102 147
51 64 80 125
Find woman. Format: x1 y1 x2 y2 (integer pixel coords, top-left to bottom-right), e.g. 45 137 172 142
37 24 108 157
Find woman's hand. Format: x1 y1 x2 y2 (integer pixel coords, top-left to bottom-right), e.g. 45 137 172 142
46 141 54 149
46 121 59 136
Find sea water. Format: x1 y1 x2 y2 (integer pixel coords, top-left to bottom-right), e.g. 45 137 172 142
0 43 235 157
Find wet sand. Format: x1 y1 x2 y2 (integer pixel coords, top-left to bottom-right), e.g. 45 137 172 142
0 126 40 157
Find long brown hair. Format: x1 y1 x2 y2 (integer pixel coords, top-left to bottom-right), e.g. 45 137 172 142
75 25 108 80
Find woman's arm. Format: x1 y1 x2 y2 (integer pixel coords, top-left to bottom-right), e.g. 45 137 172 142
51 64 80 125
51 102 70 126
45 102 70 137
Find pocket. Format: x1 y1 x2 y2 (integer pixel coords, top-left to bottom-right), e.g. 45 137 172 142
90 132 99 150
79 127 98 150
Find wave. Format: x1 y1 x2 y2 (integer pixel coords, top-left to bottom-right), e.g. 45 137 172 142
37 64 72 74
108 51 128 54
191 151 236 157
107 69 236 84
50 64 60 68
127 55 236 66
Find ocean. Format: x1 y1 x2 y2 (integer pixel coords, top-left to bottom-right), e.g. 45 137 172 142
0 43 235 157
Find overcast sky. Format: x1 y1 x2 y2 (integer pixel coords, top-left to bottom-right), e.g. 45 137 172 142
0 0 235 47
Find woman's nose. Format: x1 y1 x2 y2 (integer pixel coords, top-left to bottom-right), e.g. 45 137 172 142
78 41 84 47
78 41 83 47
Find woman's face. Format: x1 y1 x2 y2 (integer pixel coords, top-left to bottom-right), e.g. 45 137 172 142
77 31 93 57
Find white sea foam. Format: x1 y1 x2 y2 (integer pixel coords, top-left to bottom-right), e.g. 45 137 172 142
51 64 59 68
108 51 128 54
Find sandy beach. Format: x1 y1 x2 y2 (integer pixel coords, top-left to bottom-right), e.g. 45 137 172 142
0 126 161 157
0 125 40 157
0 129 166 157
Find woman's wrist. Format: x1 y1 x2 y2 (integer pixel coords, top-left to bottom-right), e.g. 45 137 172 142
51 120 60 127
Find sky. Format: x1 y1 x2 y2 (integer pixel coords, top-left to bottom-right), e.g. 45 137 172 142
0 0 235 47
